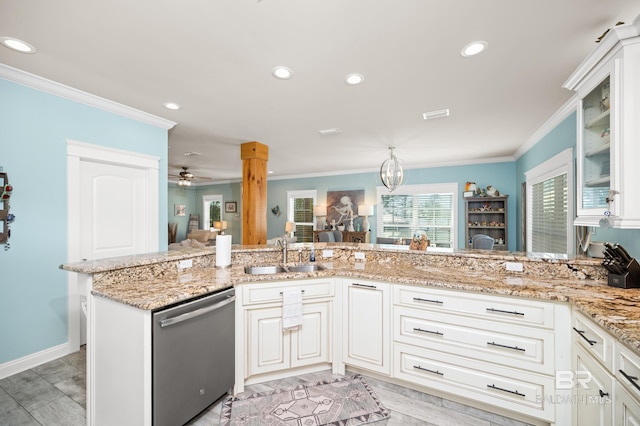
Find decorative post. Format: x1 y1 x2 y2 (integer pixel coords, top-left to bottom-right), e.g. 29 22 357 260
240 141 269 245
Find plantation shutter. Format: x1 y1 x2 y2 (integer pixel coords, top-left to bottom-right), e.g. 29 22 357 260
379 193 454 248
292 197 314 243
530 173 567 253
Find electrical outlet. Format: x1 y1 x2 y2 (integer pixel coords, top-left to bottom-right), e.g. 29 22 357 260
355 252 365 260
505 262 523 272
179 259 193 269
322 249 334 258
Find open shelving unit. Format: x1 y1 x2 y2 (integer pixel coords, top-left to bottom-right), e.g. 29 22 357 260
464 195 508 251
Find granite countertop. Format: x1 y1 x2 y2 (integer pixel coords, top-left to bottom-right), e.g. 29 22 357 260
59 243 640 352
74 248 640 354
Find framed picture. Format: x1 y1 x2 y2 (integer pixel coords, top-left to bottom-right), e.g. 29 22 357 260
174 204 186 217
326 190 364 226
225 201 237 213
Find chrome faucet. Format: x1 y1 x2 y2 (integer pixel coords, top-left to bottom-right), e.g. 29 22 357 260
277 237 288 263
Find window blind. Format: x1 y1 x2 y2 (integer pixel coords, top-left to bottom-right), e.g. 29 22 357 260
379 193 454 248
530 173 567 253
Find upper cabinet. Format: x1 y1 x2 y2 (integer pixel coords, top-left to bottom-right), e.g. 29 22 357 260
564 17 640 228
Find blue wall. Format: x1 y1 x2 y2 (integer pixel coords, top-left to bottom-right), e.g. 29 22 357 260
182 161 516 249
0 77 169 365
515 112 640 258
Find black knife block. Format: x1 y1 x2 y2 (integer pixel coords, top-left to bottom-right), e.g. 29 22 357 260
608 258 640 289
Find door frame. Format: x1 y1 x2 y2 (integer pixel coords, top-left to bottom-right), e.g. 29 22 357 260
66 139 160 351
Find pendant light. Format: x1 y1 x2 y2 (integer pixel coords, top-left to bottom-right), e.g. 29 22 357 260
379 147 404 192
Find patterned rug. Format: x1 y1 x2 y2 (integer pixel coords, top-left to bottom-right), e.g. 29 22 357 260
220 374 389 425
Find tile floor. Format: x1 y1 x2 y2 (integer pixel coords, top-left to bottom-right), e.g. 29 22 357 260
1 347 533 425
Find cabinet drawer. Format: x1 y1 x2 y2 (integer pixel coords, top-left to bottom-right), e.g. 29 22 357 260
241 279 334 305
394 307 554 374
616 343 640 401
393 343 555 422
572 311 614 372
394 285 555 329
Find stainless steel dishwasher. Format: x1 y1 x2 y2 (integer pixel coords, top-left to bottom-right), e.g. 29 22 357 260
152 287 235 426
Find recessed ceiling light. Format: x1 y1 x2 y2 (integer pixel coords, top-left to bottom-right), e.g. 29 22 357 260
423 109 450 120
461 41 488 57
318 128 342 136
272 66 293 80
268 170 274 174
163 102 180 110
183 151 202 157
0 36 36 53
345 73 364 85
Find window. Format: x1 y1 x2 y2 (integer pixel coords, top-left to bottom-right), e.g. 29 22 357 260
202 195 222 230
376 183 457 248
525 148 574 254
287 190 317 243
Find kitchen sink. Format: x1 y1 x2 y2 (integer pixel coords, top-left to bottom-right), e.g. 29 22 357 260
244 265 287 275
286 264 326 273
243 263 326 274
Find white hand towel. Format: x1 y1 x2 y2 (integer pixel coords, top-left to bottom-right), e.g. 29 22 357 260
282 289 303 330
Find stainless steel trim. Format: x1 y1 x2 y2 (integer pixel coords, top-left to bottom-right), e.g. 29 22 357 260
159 295 236 328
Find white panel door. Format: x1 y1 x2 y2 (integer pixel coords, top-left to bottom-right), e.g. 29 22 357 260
80 161 149 259
291 301 330 368
342 280 390 375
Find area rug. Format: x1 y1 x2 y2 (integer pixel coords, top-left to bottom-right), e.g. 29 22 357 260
220 374 389 426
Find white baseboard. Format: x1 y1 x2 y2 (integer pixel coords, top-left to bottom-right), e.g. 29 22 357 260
0 343 73 380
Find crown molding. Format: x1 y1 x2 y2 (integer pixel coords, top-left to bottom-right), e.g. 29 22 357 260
0 63 176 130
513 94 578 160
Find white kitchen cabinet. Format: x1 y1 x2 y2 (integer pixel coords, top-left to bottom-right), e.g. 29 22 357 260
616 385 640 426
342 279 390 375
616 342 640 405
564 20 640 228
236 278 335 392
573 344 614 426
246 301 330 376
393 284 571 424
572 309 640 425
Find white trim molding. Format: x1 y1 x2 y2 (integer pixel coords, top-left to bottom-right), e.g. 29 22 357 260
0 343 70 380
0 63 176 130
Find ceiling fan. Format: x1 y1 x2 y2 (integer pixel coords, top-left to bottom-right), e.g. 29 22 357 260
169 166 200 186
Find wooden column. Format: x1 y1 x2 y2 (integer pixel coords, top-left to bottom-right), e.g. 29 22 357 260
240 141 269 245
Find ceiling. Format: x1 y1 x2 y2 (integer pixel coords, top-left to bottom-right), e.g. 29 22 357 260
1 0 639 184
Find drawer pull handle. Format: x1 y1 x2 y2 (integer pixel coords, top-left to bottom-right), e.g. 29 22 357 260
486 308 524 316
619 369 640 392
413 297 443 305
414 327 443 336
353 283 377 289
279 290 305 295
413 365 443 376
487 341 525 352
487 384 525 397
599 390 609 398
573 327 597 346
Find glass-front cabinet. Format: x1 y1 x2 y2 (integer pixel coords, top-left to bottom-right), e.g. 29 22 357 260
578 75 612 216
564 20 640 228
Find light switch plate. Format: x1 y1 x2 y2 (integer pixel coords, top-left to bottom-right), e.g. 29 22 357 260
355 252 365 260
179 259 193 269
322 249 333 258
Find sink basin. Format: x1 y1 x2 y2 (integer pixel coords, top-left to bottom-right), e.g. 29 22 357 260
244 265 287 275
244 263 326 274
286 264 326 273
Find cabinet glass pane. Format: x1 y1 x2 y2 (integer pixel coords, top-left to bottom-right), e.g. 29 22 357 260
581 76 610 210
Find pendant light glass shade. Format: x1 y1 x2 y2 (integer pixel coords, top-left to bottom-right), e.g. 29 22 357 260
380 147 404 192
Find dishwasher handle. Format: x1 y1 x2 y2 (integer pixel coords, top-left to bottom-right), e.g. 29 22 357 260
159 295 235 328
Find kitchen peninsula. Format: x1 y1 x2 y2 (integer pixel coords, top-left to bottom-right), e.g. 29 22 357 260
62 244 640 426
